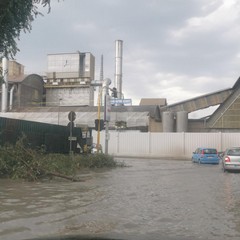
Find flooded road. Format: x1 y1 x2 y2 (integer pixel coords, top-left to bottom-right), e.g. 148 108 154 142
1 158 240 240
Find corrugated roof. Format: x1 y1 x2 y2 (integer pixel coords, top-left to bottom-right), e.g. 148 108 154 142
13 105 160 117
0 108 150 128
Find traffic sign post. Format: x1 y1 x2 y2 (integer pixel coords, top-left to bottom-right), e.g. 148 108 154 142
68 111 76 122
68 111 76 156
96 78 112 155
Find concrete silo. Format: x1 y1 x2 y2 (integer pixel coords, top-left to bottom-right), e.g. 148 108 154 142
176 111 188 132
162 111 175 132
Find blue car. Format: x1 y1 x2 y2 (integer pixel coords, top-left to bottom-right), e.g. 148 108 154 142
192 147 219 164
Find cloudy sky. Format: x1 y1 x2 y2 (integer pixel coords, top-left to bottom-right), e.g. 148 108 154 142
15 0 240 117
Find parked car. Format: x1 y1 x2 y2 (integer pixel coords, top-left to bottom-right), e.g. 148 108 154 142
192 147 219 164
221 147 240 172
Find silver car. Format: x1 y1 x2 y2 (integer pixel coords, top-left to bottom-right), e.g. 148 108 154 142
222 147 240 172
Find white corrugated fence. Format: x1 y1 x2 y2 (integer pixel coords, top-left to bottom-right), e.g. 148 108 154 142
92 131 240 159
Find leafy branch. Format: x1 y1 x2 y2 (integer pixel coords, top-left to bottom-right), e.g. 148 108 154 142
0 0 52 58
0 135 125 182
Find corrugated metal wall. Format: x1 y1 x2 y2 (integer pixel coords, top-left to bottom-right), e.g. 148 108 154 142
92 131 240 159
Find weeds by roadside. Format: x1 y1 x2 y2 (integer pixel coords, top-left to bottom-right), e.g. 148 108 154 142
0 136 126 181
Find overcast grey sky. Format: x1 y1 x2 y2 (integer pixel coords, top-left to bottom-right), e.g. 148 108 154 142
15 0 240 117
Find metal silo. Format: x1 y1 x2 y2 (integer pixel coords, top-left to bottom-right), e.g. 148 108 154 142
176 111 188 132
162 112 175 132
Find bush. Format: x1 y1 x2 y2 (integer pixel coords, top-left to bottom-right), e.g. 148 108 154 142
0 137 126 181
76 153 117 168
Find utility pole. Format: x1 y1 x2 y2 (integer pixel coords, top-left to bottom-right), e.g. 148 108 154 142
103 78 111 155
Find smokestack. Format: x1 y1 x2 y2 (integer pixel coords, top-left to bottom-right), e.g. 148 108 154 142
115 40 123 99
1 57 8 112
100 54 104 82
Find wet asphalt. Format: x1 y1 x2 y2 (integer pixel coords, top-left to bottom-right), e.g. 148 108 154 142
1 158 240 240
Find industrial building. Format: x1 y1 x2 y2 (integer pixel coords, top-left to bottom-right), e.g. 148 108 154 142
1 40 240 133
45 52 95 107
0 60 44 111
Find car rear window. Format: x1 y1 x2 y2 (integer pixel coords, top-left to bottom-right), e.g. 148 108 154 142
203 149 217 154
227 149 240 156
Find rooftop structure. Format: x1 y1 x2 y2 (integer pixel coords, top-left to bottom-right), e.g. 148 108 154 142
0 60 44 111
45 52 95 107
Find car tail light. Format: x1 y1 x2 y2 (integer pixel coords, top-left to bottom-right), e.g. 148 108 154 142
224 156 231 162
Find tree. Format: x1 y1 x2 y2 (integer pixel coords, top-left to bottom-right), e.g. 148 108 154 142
0 0 52 83
0 0 51 58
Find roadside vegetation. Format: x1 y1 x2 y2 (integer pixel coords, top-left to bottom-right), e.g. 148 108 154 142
0 136 126 182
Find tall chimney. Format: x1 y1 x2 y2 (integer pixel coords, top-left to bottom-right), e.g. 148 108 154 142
1 57 8 112
100 54 104 82
115 40 123 99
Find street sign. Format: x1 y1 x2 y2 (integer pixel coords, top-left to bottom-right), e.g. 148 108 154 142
67 111 76 155
68 111 76 122
110 98 132 106
68 136 77 141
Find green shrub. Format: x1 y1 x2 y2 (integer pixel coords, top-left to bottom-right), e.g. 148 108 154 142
0 137 126 181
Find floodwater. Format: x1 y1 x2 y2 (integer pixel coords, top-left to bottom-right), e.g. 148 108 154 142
1 158 240 240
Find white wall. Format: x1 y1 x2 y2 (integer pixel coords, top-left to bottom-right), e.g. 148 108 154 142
92 131 240 159
46 87 94 106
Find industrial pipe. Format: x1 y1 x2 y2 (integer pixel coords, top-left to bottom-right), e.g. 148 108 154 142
1 57 8 112
9 85 16 111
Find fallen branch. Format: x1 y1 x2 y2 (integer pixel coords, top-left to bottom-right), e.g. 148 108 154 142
46 171 85 182
3 147 82 182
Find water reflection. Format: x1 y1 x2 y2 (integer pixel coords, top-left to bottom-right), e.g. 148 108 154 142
222 172 240 235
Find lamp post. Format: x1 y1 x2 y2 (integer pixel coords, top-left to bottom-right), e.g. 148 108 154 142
103 78 111 155
96 90 102 153
97 78 111 155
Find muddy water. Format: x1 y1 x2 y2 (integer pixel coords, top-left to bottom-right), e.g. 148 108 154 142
1 158 240 240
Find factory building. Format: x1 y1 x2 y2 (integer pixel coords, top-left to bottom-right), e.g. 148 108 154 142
45 52 95 107
2 41 240 133
0 51 95 109
0 60 44 111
